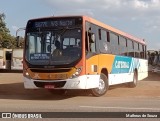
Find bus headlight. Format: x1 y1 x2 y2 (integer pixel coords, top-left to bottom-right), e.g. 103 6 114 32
24 71 31 79
71 67 82 78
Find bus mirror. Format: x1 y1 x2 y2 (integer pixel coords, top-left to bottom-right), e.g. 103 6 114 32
90 33 95 43
16 36 20 47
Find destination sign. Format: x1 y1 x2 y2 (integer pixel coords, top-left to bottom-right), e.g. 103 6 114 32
30 53 50 60
33 19 75 28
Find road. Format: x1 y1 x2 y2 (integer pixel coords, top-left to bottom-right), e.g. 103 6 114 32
0 72 160 120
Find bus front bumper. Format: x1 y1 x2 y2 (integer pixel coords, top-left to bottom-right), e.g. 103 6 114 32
23 75 100 89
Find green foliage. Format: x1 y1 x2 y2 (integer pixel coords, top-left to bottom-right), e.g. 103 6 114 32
0 13 21 49
0 13 10 34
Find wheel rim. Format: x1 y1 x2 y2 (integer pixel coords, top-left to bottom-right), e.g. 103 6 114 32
95 78 106 95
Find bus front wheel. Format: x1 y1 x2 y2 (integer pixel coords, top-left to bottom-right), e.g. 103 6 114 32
91 73 108 97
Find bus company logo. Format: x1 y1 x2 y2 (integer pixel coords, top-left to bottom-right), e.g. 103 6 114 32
48 74 52 79
2 113 12 118
115 61 130 69
33 73 40 79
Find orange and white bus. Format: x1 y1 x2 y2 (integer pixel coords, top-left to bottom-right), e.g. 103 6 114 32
21 16 148 96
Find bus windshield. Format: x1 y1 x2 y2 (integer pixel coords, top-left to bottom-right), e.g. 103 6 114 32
25 28 82 66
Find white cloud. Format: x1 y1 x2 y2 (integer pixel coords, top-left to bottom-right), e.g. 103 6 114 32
151 0 160 7
134 0 149 9
42 0 160 49
43 0 160 26
44 0 160 19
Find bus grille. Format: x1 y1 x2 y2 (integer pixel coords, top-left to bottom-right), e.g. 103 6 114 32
30 68 71 73
34 81 66 88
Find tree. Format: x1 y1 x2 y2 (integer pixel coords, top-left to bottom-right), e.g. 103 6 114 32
0 13 16 48
0 13 10 33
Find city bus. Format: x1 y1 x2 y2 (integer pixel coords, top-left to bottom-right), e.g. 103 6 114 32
20 16 148 96
0 49 4 69
0 48 12 70
11 49 23 70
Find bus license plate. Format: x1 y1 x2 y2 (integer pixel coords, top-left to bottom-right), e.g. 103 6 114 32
44 85 55 89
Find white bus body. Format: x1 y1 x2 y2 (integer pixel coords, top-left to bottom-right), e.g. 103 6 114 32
0 49 5 69
11 49 23 70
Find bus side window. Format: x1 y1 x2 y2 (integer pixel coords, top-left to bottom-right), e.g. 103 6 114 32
86 28 96 53
134 42 140 58
99 29 109 53
127 39 134 57
110 32 119 55
144 46 147 59
89 32 96 53
140 44 144 59
119 36 127 56
85 31 89 52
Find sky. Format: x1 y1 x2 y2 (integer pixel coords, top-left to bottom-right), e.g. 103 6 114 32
0 0 160 50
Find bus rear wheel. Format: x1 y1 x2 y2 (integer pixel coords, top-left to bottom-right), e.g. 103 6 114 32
91 73 108 97
128 71 138 88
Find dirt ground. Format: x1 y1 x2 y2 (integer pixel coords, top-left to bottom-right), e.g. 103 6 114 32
0 71 160 98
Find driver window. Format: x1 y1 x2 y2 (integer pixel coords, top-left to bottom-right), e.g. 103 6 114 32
86 27 96 53
90 40 96 52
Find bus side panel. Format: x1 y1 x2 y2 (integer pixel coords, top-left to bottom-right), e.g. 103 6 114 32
98 55 148 85
137 59 148 80
110 56 136 85
0 49 12 69
0 49 4 69
86 54 115 86
11 49 23 70
86 55 99 75
98 54 115 74
0 59 4 69
98 54 121 85
86 54 114 75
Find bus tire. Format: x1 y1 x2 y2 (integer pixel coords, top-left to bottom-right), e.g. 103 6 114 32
128 71 138 88
91 73 108 97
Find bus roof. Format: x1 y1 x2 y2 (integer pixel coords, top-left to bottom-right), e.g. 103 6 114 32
28 15 146 45
83 16 145 45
